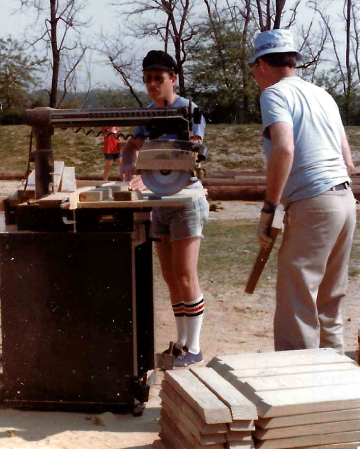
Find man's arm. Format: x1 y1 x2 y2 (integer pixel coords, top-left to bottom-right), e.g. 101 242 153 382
121 137 143 181
257 121 294 249
265 121 295 204
340 131 355 175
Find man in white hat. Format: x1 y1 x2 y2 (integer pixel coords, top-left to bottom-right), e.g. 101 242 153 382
249 29 356 352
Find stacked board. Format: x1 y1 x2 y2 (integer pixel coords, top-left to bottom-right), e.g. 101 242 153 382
208 348 360 449
154 367 258 449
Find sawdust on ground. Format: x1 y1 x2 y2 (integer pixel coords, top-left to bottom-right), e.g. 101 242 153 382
0 181 359 449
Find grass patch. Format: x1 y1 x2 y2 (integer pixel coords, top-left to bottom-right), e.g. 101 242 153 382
1 124 360 175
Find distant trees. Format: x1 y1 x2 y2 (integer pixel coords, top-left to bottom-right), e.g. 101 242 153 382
15 0 90 108
0 37 44 110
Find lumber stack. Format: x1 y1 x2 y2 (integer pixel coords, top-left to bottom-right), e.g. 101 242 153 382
155 367 258 449
208 348 360 449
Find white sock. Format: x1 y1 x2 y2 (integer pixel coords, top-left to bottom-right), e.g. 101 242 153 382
172 302 186 346
184 295 204 354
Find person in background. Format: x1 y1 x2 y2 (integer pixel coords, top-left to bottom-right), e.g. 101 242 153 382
121 50 209 369
249 29 356 353
102 126 125 180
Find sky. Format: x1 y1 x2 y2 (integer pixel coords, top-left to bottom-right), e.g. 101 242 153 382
0 0 348 91
0 0 153 89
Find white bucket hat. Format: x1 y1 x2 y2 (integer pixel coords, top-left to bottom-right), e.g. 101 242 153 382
248 29 301 64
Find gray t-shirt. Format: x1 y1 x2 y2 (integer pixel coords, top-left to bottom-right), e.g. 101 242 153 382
260 76 349 204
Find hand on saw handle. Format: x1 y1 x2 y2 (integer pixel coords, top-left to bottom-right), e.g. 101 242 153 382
257 210 275 249
128 174 147 192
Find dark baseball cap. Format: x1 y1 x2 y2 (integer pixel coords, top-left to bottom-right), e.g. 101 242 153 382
143 50 178 74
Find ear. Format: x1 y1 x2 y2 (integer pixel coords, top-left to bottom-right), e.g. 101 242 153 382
172 74 178 86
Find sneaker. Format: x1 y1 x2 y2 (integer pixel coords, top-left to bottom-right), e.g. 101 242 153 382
173 350 203 369
162 342 188 357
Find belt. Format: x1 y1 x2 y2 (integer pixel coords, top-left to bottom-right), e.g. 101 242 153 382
329 181 350 191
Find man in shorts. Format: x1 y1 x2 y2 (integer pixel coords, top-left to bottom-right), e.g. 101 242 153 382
102 126 125 180
121 50 209 368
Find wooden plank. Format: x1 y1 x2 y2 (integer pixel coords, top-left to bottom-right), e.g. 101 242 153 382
256 384 360 418
210 349 353 371
257 408 360 429
53 161 65 192
226 430 252 441
79 190 103 202
76 180 118 188
113 191 143 201
73 188 207 209
38 192 70 208
229 421 256 431
254 420 360 440
159 421 186 449
152 439 168 449
164 370 232 424
300 443 360 449
17 189 36 200
227 441 255 449
160 412 224 449
228 363 359 379
190 366 257 420
69 186 99 209
254 431 360 449
161 401 226 445
245 206 284 294
60 166 76 192
238 370 360 392
160 382 227 435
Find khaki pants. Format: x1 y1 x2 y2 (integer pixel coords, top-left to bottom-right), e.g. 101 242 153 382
274 187 356 353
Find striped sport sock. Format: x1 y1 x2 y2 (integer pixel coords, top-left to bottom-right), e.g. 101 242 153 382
172 302 186 346
184 295 204 354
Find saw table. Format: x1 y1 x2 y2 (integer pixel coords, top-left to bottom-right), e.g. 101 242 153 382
0 106 207 414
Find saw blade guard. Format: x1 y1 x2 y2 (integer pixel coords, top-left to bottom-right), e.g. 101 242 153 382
136 140 199 196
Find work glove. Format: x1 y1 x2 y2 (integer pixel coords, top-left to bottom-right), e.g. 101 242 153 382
257 210 274 249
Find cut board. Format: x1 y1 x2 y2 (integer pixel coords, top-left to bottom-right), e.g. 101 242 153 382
190 367 257 420
164 370 232 424
257 408 360 429
254 419 360 440
254 431 360 449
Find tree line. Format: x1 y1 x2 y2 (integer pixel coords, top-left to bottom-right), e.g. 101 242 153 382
1 0 360 125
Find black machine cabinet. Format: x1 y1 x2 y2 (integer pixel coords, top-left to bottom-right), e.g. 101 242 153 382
0 209 154 412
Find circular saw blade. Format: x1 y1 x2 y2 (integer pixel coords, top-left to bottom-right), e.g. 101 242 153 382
141 170 191 196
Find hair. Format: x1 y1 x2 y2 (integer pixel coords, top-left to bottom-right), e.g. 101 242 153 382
258 52 299 68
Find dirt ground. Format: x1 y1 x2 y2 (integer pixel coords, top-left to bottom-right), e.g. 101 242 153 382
0 181 359 449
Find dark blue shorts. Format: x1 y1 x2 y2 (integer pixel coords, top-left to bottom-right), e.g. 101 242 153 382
104 153 121 160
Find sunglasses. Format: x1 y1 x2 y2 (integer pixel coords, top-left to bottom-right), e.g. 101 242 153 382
142 74 170 84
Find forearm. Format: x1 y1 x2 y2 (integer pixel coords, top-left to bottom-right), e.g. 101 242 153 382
122 138 141 167
340 132 355 175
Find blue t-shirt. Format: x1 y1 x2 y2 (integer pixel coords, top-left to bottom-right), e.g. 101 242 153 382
260 76 349 204
134 96 206 140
